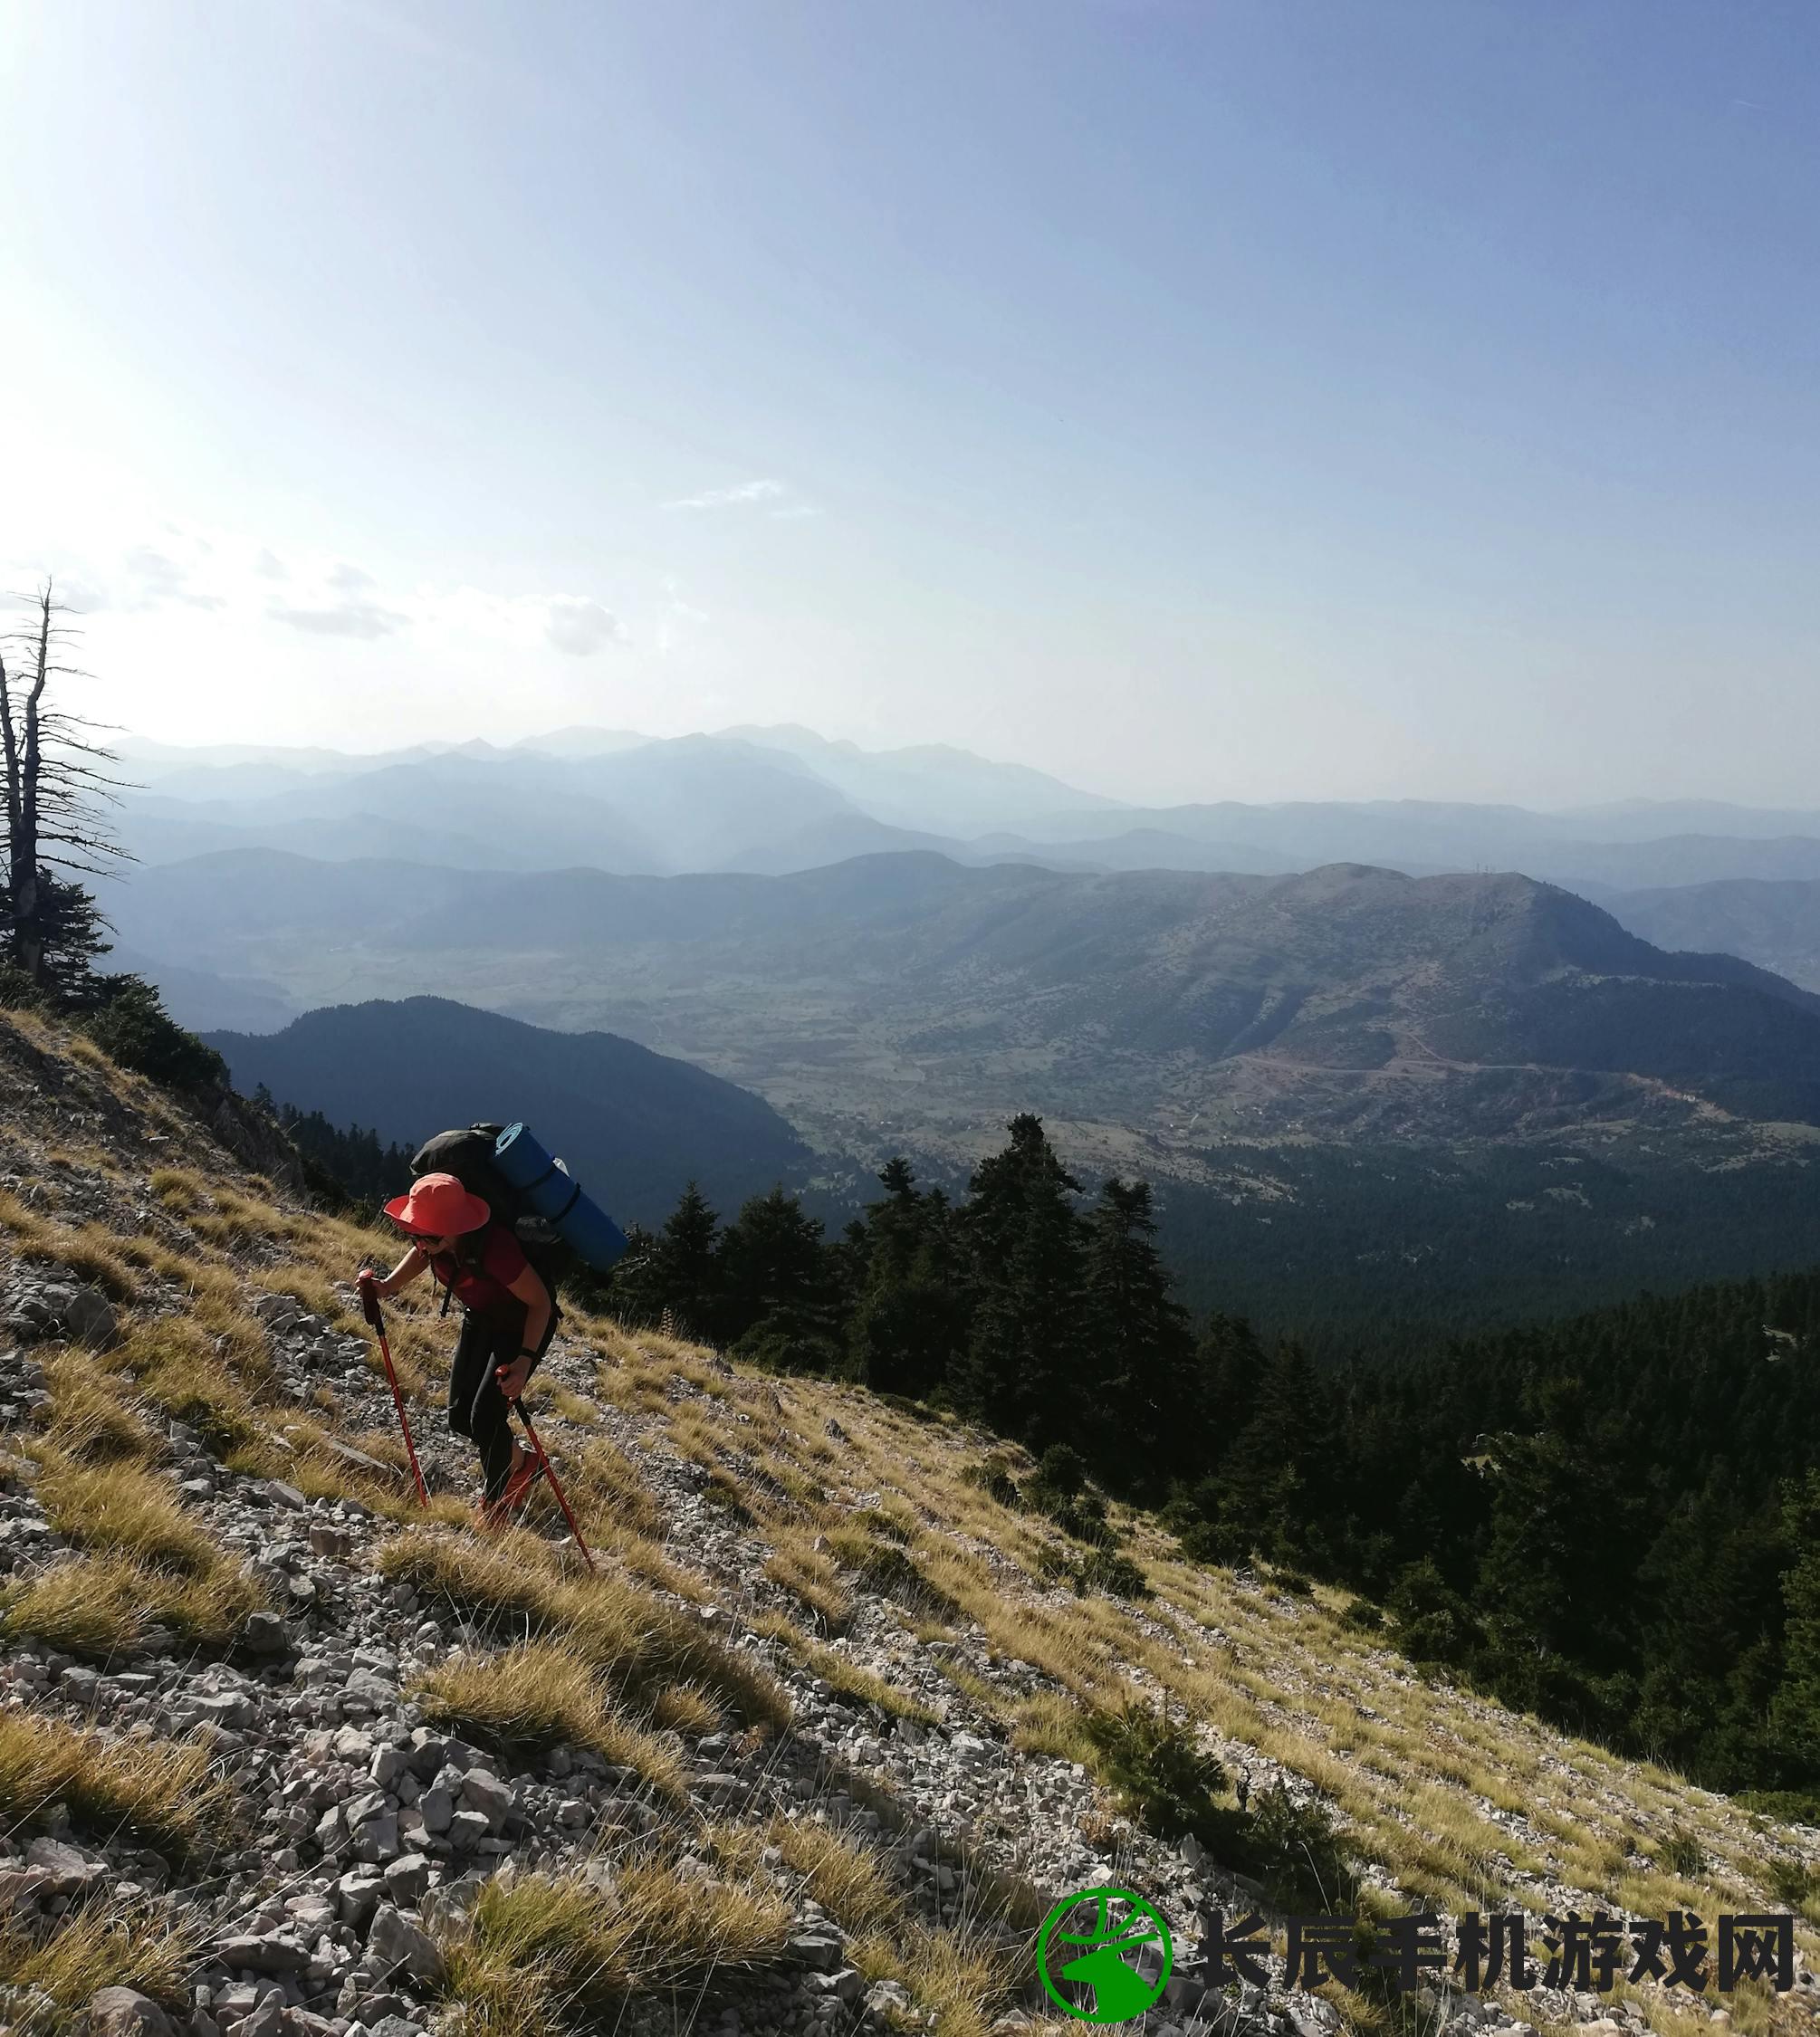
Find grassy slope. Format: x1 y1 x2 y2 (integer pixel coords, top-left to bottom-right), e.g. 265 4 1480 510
0 1002 1814 2037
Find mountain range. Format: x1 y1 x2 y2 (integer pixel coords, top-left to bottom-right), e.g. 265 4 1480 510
101 847 1820 1153
112 727 1820 894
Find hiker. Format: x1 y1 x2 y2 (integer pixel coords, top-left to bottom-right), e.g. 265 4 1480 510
357 1171 558 1525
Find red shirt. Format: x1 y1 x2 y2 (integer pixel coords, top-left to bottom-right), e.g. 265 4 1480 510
424 1224 531 1323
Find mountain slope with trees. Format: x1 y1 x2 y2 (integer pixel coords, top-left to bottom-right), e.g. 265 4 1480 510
3 998 1818 2037
203 995 819 1229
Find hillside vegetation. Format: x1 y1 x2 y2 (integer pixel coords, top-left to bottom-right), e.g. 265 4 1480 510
203 996 818 1228
0 1006 1815 2037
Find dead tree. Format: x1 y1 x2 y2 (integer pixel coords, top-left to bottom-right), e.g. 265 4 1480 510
0 579 133 998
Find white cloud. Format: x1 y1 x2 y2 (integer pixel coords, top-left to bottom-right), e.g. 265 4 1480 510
543 597 626 656
268 598 407 639
64 525 628 658
665 479 788 511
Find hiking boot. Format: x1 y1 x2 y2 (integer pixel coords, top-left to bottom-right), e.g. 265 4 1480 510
500 1448 542 1516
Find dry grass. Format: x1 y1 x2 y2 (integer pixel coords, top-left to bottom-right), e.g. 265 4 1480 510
41 1353 156 1463
35 1454 216 1576
732 1812 904 1937
762 1535 852 1631
412 1642 689 1803
568 1438 666 1538
434 1855 791 2035
378 1526 790 1731
0 1547 271 1660
0 1191 139 1303
0 1898 197 2019
800 1643 942 1726
0 1706 235 1861
648 1681 723 1736
0 1556 150 1659
848 1917 1031 2037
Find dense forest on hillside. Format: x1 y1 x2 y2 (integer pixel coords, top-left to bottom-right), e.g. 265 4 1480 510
589 1115 1820 1805
255 1089 415 1207
1154 1137 1820 1358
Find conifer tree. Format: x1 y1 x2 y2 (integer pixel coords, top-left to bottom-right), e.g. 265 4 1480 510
719 1186 838 1360
1083 1177 1198 1490
614 1181 725 1342
849 1161 969 1395
951 1114 1089 1445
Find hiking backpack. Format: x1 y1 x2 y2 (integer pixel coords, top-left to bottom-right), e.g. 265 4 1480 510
409 1122 570 1313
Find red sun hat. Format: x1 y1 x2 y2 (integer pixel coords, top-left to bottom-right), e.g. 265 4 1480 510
383 1172 492 1239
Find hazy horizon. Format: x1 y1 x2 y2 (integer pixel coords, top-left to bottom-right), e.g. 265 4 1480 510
5 1 1816 808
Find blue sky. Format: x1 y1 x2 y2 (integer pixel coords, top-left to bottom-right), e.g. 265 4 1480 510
2 0 1815 804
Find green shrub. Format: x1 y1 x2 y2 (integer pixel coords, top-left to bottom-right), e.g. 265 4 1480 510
1032 1444 1087 1498
960 1454 1022 1508
1341 1598 1385 1632
79 976 225 1089
1661 1828 1705 1879
1082 1698 1226 1841
0 961 47 1012
1234 1777 1358 1912
1176 1516 1247 1567
1078 1548 1150 1600
1739 1788 1820 1827
1386 1557 1481 1667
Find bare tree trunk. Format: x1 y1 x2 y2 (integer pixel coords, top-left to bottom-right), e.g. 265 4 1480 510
1 579 129 992
12 588 51 980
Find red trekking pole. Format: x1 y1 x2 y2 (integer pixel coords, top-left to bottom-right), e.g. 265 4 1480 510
500 1375 596 1573
357 1271 430 1508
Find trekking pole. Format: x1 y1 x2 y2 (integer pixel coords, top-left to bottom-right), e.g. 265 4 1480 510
357 1272 430 1508
499 1373 596 1573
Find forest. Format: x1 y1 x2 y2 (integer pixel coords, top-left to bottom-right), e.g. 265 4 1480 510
601 1113 1820 1808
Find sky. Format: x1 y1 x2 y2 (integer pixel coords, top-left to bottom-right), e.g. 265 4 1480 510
1 0 1816 808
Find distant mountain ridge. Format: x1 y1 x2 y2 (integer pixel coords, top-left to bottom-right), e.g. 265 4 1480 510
122 851 1820 1152
201 996 815 1227
113 727 1820 892
1608 877 1820 995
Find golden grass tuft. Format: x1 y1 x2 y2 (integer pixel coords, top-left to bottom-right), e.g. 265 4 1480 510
41 1352 156 1463
0 1555 148 1659
0 1190 140 1304
735 1812 904 1937
0 1706 235 1860
762 1535 852 1631
434 1856 791 2032
0 1546 272 1661
35 1455 217 1577
0 1898 197 2015
378 1526 790 1731
648 1680 723 1736
412 1641 689 1803
800 1643 942 1725
569 1438 666 1537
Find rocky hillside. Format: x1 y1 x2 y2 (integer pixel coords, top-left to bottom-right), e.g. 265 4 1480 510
0 1006 1815 2037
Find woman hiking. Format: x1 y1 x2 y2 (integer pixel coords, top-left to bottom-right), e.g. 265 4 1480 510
357 1172 558 1526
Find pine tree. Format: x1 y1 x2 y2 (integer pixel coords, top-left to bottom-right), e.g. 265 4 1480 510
719 1186 840 1365
849 1161 970 1395
1083 1178 1200 1491
611 1181 725 1341
951 1114 1090 1446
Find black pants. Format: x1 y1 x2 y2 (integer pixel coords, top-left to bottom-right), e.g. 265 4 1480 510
448 1304 558 1503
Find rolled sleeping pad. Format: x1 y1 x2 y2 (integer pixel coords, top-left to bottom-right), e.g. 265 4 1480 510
491 1121 629 1272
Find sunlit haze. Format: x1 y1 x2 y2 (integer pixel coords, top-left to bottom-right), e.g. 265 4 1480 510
3 0 1815 806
